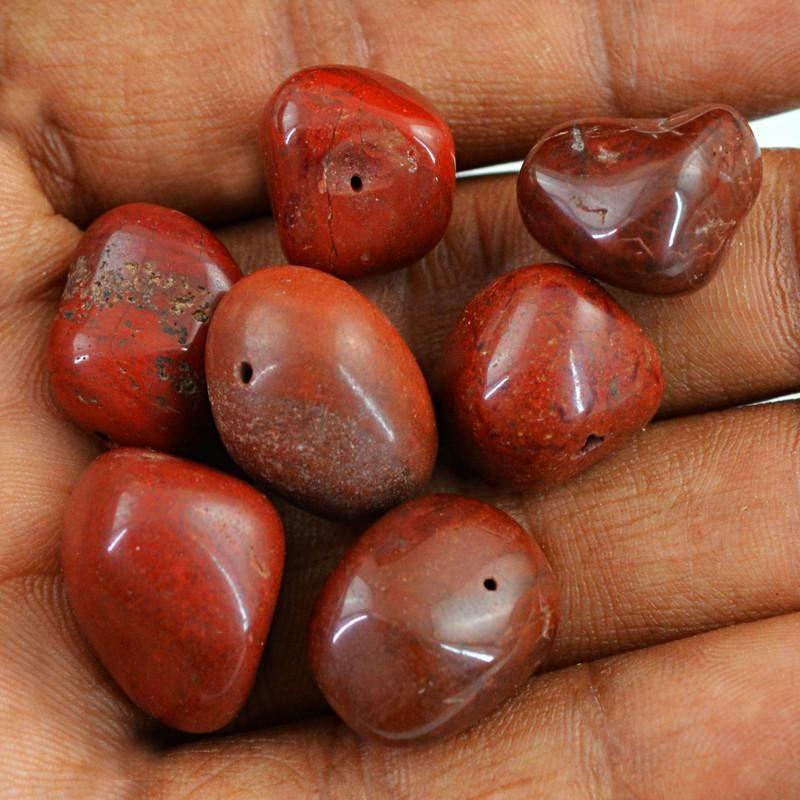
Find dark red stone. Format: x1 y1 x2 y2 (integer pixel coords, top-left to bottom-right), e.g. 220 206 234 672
61 448 285 733
47 203 241 450
309 494 559 742
517 105 762 294
261 65 456 278
438 263 665 487
205 266 437 518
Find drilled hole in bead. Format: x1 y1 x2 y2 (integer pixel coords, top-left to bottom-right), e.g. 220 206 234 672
94 431 110 444
350 174 364 192
483 578 498 591
581 434 605 453
238 362 253 384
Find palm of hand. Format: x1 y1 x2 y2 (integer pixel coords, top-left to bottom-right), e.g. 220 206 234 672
1 2 799 797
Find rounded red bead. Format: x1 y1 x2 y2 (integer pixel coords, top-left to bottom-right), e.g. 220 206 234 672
47 203 241 451
517 105 762 294
438 263 665 487
205 266 438 518
261 65 456 278
309 494 559 742
61 448 285 733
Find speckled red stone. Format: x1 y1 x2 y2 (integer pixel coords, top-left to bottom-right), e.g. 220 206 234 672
62 448 285 733
517 105 762 294
438 263 665 487
205 266 437 518
261 65 456 278
309 494 559 742
47 203 241 451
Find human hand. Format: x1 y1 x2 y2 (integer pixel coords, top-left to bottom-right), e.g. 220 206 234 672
1 1 800 797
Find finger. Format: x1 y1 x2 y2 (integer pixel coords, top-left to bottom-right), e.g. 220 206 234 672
151 613 800 799
221 148 800 418
3 0 800 223
233 400 800 729
522 402 800 665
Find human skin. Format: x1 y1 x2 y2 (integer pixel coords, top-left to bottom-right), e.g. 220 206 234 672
1 1 800 798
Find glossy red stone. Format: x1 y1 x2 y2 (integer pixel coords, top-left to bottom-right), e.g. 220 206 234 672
517 105 762 294
261 65 456 278
205 266 437 518
438 263 665 487
309 494 559 742
47 203 241 450
62 448 285 733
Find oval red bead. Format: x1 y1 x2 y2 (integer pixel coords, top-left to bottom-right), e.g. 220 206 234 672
309 494 558 742
517 105 762 294
47 203 241 450
205 266 437 518
260 65 456 278
438 263 665 487
62 448 285 733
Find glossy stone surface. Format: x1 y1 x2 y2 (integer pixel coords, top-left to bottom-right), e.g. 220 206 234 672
62 448 285 733
205 266 437 518
48 203 241 450
261 65 456 278
309 494 558 742
438 263 665 487
517 105 762 294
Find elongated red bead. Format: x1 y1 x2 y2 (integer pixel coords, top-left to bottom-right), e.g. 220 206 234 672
517 105 761 294
205 266 437 518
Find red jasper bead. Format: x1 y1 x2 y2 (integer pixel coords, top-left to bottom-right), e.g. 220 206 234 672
62 448 285 733
517 105 762 294
260 65 456 278
47 203 241 451
205 266 437 518
309 494 559 742
438 264 665 487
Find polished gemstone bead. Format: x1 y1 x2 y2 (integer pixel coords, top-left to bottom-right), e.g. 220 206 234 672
205 266 437 518
261 65 456 278
61 448 285 733
438 263 665 487
309 494 558 742
47 203 241 451
517 105 762 294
